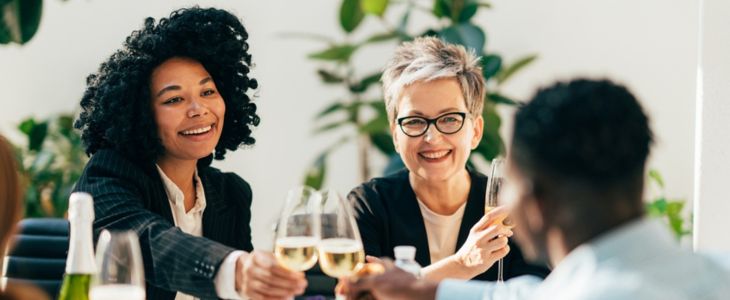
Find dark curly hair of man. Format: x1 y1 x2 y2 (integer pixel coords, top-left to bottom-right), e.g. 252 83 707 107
512 78 654 187
75 6 260 165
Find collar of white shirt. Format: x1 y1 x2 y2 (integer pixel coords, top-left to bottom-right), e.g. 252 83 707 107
155 165 207 225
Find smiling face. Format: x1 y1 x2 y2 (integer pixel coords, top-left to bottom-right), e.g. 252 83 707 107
150 57 225 163
392 77 483 182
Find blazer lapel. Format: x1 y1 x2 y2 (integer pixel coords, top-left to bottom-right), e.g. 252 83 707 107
397 172 433 265
139 162 175 225
456 170 487 250
200 169 234 246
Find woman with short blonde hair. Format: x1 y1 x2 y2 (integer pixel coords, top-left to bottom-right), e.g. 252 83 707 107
349 37 549 282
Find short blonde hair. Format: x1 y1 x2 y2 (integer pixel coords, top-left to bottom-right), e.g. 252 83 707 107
382 36 486 123
0 135 22 250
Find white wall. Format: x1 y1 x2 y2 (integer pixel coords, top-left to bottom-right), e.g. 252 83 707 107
0 0 700 249
694 0 730 251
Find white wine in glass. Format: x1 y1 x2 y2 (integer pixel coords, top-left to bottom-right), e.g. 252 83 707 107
317 189 365 278
90 230 145 300
274 186 321 271
318 238 365 278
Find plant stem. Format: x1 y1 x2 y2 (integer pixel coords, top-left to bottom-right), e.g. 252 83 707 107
359 133 371 182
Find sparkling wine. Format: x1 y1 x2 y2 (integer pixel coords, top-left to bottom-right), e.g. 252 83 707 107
275 236 318 271
317 238 365 278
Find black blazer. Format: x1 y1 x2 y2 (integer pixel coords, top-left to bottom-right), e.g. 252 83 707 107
348 168 550 281
74 149 253 300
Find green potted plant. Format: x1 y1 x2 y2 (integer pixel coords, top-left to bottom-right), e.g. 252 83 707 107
14 113 88 218
645 169 692 241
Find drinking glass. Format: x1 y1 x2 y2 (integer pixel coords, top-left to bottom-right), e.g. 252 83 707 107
316 189 365 278
274 186 321 271
485 158 508 283
90 230 145 300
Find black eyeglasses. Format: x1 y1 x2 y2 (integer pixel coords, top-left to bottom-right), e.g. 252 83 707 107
397 112 467 137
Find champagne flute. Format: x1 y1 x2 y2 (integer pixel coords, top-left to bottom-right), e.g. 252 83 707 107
316 189 365 279
485 158 509 283
90 230 145 300
274 186 321 271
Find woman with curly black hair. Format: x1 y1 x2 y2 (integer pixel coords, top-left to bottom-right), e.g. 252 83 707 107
74 7 306 300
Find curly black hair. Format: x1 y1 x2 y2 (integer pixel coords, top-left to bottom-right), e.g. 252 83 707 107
75 6 260 165
512 78 654 187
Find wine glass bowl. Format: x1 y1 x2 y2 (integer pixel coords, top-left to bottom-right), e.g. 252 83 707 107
485 158 509 283
90 230 145 300
316 189 365 278
274 186 321 271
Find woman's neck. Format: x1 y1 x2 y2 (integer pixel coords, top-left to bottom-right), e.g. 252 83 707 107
409 169 471 215
157 156 197 211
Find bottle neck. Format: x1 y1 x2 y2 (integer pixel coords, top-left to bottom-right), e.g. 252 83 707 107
66 218 96 274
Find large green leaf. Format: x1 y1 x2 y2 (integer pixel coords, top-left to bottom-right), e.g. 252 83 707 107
309 44 358 62
473 102 503 160
57 115 75 138
481 54 502 80
304 153 328 190
19 119 48 152
317 69 345 84
432 0 479 23
361 32 399 45
0 0 43 45
648 169 665 188
458 0 479 22
349 72 382 93
361 0 389 16
496 54 537 84
370 131 395 155
316 102 347 119
646 197 667 216
398 7 411 34
439 23 486 54
487 93 518 106
432 0 450 18
18 117 36 136
359 112 389 134
666 201 685 238
371 132 395 154
340 0 364 33
314 119 350 134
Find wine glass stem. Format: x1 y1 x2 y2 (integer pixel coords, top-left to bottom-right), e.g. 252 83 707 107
497 258 504 282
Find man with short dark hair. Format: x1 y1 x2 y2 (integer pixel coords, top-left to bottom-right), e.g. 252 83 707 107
345 78 730 300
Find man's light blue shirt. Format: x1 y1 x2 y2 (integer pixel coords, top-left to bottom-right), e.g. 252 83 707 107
436 218 730 300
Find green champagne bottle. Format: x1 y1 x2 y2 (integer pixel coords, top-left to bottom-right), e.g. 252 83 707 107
58 192 96 300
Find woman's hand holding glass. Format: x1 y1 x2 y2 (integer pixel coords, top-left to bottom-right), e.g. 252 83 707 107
452 206 513 275
236 187 319 299
236 250 307 299
485 157 513 282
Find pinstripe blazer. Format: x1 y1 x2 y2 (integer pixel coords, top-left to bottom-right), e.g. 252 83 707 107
74 149 254 300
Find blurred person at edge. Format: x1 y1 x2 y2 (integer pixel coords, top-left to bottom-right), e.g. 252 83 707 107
0 135 50 300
